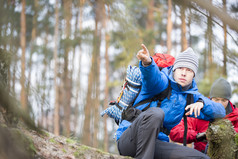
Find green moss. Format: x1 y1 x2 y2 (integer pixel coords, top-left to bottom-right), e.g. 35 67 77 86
62 148 66 153
79 145 90 151
49 138 56 143
73 146 88 158
28 142 37 153
43 131 50 137
207 119 237 159
73 145 94 158
235 133 238 146
74 150 84 158
96 149 107 155
11 128 36 157
219 124 226 130
66 138 76 144
0 123 7 128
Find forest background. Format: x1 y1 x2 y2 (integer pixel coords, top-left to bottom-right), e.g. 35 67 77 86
0 0 238 155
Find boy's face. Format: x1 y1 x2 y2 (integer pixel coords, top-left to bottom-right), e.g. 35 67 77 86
173 67 194 87
211 97 229 108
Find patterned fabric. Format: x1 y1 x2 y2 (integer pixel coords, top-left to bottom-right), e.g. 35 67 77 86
101 65 142 124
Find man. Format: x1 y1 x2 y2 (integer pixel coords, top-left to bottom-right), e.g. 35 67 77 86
170 77 237 153
116 44 225 159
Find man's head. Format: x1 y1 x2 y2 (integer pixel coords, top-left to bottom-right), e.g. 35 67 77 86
173 47 199 87
210 77 231 108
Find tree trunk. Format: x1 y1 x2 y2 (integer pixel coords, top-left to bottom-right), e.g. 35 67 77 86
146 0 155 55
72 2 79 134
8 6 16 93
93 34 101 148
222 0 227 77
5 3 11 92
26 0 38 103
166 0 172 54
188 9 192 46
41 27 49 129
62 0 72 137
73 0 84 133
82 0 103 146
207 0 213 82
180 5 188 51
203 37 207 78
20 0 27 110
53 0 60 136
93 0 103 148
102 4 110 152
82 53 94 146
11 53 17 97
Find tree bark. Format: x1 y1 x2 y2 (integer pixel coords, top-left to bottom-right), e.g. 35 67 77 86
82 0 103 146
222 0 227 77
180 5 188 51
146 0 155 55
41 37 48 128
20 0 27 110
26 0 38 103
207 0 213 82
166 0 172 54
93 0 103 148
62 0 72 137
82 54 94 146
53 0 60 136
73 0 84 133
102 4 110 152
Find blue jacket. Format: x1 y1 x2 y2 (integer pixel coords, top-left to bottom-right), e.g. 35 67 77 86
116 59 226 141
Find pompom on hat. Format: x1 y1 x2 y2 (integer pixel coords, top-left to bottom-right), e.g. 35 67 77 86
173 47 199 76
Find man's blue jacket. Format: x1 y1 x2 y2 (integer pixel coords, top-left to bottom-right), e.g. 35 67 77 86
116 59 226 141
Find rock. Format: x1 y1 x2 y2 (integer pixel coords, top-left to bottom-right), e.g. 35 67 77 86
206 118 238 159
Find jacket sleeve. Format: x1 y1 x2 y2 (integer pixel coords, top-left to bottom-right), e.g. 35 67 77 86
234 127 238 133
231 109 238 133
192 93 226 120
170 118 198 144
138 58 168 97
225 108 238 133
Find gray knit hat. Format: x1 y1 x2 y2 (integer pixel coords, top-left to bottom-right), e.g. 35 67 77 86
173 47 199 76
209 77 232 100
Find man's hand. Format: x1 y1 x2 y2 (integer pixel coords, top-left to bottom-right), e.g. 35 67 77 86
136 44 151 65
185 102 204 117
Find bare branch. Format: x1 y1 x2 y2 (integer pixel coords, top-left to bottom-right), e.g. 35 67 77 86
184 0 238 33
190 4 238 46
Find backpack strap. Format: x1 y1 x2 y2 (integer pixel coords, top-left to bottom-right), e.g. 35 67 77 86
233 104 236 109
133 81 171 112
183 115 188 146
183 94 194 146
121 82 172 123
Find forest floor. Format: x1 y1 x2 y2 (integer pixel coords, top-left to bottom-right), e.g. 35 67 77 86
22 125 131 159
0 112 132 159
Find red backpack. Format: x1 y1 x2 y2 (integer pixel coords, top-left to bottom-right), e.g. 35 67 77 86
152 53 175 69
